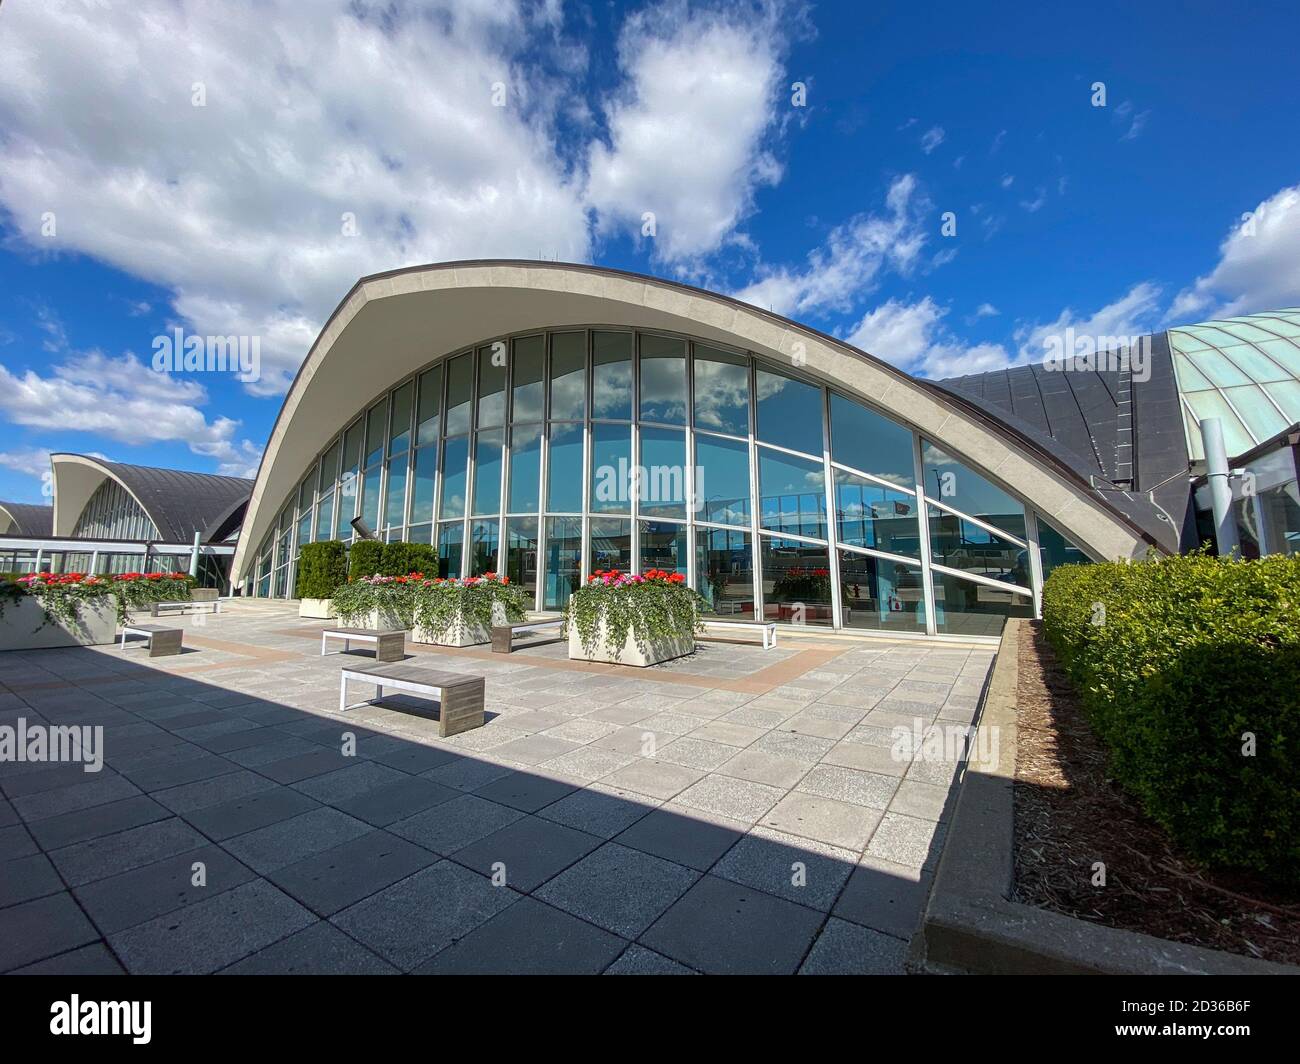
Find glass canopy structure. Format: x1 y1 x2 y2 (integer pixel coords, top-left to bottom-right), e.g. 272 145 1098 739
247 323 1094 639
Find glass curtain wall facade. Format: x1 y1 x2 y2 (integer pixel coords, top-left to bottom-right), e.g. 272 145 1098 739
70 480 160 541
250 328 1090 638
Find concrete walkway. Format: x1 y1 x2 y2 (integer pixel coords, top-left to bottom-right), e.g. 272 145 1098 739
0 603 993 974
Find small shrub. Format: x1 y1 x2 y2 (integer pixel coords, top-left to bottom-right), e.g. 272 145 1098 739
347 539 384 581
565 569 703 661
378 540 436 577
295 541 348 599
1041 552 1300 886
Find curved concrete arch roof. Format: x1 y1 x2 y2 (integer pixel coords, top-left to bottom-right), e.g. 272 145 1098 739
0 501 53 536
51 454 253 542
233 260 1167 581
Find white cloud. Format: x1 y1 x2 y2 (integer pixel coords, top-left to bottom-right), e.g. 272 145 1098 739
1170 183 1300 321
733 174 928 317
0 448 58 480
1020 187 1047 213
920 126 945 154
0 0 594 395
1114 100 1150 141
1000 174 1015 189
845 297 1010 378
585 0 797 267
1014 282 1162 362
975 302 1000 318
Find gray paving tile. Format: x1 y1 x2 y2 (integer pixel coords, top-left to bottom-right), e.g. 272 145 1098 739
761 791 881 851
603 943 697 975
258 748 356 784
331 861 517 970
799 917 907 974
0 852 64 908
796 764 899 810
416 896 626 974
424 757 514 792
219 920 398 974
48 818 210 887
613 806 744 871
717 748 811 789
26 794 171 851
641 874 824 975
222 807 372 873
471 770 579 813
832 858 928 938
109 879 316 974
182 786 320 841
332 775 460 826
712 828 856 911
388 794 524 855
0 892 99 973
366 741 460 774
451 816 601 892
535 843 697 938
150 769 279 815
536 785 657 838
118 752 240 792
674 774 785 824
600 759 704 801
12 942 125 975
0 822 38 859
863 811 939 868
268 830 436 915
292 760 407 804
10 772 142 822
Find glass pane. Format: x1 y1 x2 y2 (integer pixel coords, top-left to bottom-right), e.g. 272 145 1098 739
696 527 754 619
922 441 1025 536
694 433 751 526
933 571 1032 637
362 401 386 468
830 393 915 489
296 507 311 547
693 345 749 436
469 519 499 575
505 517 539 603
639 520 687 576
389 381 414 455
318 440 341 494
341 419 363 483
314 491 334 542
410 444 436 524
298 475 313 513
590 421 631 514
384 452 408 532
361 465 381 530
508 422 543 513
547 422 584 512
440 436 469 519
756 366 823 455
511 335 545 422
416 365 442 447
543 516 582 609
758 448 826 539
471 430 503 516
445 353 473 435
929 508 1030 585
838 550 927 633
592 331 633 420
1036 517 1090 581
335 470 358 539
639 426 687 519
834 469 920 558
549 332 586 421
759 537 833 626
477 345 507 429
407 522 432 545
590 517 632 573
437 522 463 579
639 334 686 424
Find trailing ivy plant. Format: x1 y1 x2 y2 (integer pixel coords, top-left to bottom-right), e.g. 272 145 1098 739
0 571 195 631
564 569 703 661
331 574 419 628
412 573 527 638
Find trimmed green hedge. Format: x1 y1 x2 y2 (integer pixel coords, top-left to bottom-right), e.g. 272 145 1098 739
1041 553 1300 886
295 541 348 599
347 539 384 581
378 540 437 577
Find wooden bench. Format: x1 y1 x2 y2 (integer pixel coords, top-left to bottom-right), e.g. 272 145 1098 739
150 599 220 617
338 661 486 736
320 627 405 662
119 623 184 657
700 617 778 649
491 617 564 653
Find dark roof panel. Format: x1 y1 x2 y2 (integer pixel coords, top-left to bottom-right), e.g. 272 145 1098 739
0 501 54 536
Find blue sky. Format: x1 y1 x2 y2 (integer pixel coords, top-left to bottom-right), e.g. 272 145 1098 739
1 0 1297 505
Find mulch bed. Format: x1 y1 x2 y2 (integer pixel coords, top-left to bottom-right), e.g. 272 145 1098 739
1012 620 1300 966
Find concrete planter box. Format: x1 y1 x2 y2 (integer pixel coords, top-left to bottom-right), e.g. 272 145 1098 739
567 620 694 667
411 611 490 647
364 608 412 631
299 597 336 619
0 596 119 651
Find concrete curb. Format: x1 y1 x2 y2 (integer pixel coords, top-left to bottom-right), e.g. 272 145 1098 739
910 618 1297 975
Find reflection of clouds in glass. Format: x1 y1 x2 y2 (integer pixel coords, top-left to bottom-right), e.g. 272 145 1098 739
592 363 632 417
693 358 749 433
549 372 585 420
640 356 687 423
511 422 544 448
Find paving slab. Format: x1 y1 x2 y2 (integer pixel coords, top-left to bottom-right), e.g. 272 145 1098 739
451 816 601 891
0 892 100 972
535 843 698 938
268 830 437 915
798 916 908 974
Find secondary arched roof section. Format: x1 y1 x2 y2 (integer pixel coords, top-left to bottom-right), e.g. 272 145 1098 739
51 454 253 542
0 501 53 536
233 260 1164 581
